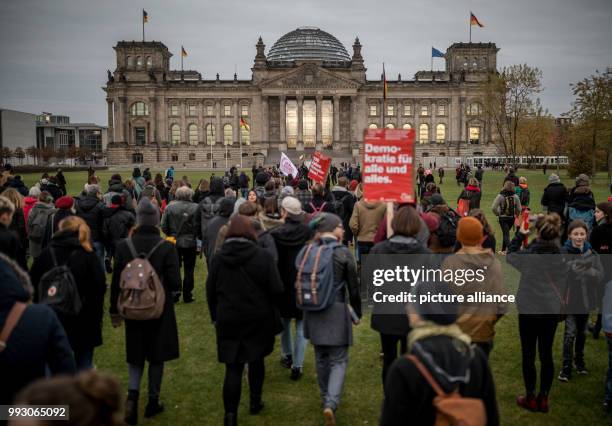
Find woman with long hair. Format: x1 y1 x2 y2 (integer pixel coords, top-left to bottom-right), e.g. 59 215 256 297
206 215 283 425
30 216 106 371
1 188 27 266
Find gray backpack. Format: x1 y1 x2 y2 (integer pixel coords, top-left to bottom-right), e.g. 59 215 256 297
294 240 341 311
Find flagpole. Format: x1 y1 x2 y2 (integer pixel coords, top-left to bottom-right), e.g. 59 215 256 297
239 127 243 169
469 13 472 43
142 10 145 42
181 47 184 79
431 49 433 72
382 62 385 128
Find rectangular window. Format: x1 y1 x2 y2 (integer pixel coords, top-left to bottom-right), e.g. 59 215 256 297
286 100 298 148
369 105 377 116
420 105 429 116
241 105 249 117
386 105 394 116
134 127 146 146
223 105 232 116
437 105 446 116
170 105 179 116
188 105 197 116
206 105 214 116
403 104 412 116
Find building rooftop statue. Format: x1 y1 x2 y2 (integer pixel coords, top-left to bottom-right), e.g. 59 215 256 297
267 27 351 65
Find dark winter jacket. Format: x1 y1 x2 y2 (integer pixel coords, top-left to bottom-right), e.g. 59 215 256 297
27 202 55 259
271 218 312 319
161 200 199 248
29 230 106 351
331 187 357 242
5 176 28 196
102 205 135 253
370 236 431 336
52 208 74 233
561 242 604 313
303 236 362 346
458 185 481 210
206 238 283 363
103 178 133 210
9 208 27 252
541 182 568 218
503 173 519 187
110 226 181 364
203 197 235 262
304 195 336 215
75 195 105 242
0 255 76 405
567 185 596 212
40 181 63 200
196 177 225 241
0 223 27 269
380 335 499 426
506 233 567 314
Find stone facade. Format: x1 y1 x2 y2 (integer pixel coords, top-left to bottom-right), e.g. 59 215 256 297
104 29 502 168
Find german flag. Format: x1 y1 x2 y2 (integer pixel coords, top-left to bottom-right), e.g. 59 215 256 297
240 117 250 131
143 9 149 23
181 46 188 57
383 63 388 100
470 12 484 27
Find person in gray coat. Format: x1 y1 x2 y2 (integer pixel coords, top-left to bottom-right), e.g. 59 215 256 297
302 213 361 426
161 186 200 303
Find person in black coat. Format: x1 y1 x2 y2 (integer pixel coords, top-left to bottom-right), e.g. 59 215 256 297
380 284 499 426
52 196 75 233
29 216 106 371
0 254 76 405
206 215 283 426
102 194 136 260
330 177 357 245
270 196 312 380
75 184 106 269
541 174 567 219
304 183 336 215
0 195 27 269
370 206 431 387
109 198 181 425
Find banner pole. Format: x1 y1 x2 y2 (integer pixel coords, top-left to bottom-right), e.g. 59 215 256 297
386 202 394 238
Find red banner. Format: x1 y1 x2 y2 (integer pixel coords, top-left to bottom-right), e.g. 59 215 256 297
307 152 332 184
363 128 415 202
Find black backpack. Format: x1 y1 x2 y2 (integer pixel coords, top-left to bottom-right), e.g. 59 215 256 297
437 210 459 248
331 193 347 219
38 249 82 316
501 194 515 217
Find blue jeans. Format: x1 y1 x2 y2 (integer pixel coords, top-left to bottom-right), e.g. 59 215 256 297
93 241 105 272
606 336 612 402
281 318 307 369
314 345 348 412
75 348 95 372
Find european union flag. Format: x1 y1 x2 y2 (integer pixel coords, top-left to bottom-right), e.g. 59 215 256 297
432 47 445 58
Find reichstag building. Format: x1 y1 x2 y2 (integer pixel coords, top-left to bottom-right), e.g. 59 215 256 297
104 26 501 167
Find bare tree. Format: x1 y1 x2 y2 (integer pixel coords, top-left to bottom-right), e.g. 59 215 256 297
568 70 612 177
14 147 26 165
26 146 40 165
484 64 543 167
516 101 555 167
1 147 13 165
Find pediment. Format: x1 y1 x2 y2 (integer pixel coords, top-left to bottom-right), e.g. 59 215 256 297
260 63 361 90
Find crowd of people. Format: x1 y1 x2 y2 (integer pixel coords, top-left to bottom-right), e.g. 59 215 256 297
0 160 611 426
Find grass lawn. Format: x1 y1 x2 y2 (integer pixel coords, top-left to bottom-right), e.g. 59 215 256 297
18 168 612 425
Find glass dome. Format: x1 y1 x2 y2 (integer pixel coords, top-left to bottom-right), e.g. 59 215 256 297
267 27 351 64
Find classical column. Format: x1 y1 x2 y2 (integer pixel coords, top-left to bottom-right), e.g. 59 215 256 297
396 99 401 128
215 100 222 145
198 100 204 145
159 97 167 144
233 100 239 145
113 99 121 143
315 95 322 146
180 100 187 144
119 96 128 144
459 97 466 141
297 95 303 145
279 96 286 143
106 98 114 144
262 96 269 143
333 96 340 143
148 96 157 143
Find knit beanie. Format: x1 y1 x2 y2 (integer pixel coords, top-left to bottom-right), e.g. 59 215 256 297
136 197 159 227
575 173 589 187
298 180 308 190
548 174 560 183
255 172 269 185
55 196 74 210
281 186 294 196
430 194 446 206
309 212 342 233
456 216 484 246
349 180 358 191
420 212 440 233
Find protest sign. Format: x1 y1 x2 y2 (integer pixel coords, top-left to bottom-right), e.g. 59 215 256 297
363 128 415 202
307 152 332 184
279 152 298 177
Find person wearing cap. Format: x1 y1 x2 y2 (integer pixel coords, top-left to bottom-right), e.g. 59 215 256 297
270 196 312 381
442 217 506 358
110 198 181 425
370 205 432 387
541 174 568 220
302 213 361 425
380 283 499 426
52 195 75 233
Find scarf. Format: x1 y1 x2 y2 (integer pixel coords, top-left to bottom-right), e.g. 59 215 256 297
408 320 472 352
563 239 592 254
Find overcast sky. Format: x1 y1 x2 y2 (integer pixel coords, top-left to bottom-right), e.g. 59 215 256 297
1 0 610 123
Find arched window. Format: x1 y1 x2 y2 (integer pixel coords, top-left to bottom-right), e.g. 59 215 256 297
146 56 152 68
402 123 412 130
136 56 143 68
127 56 134 68
467 103 482 116
170 124 181 145
130 102 148 116
368 123 378 129
188 124 198 145
223 124 232 145
205 124 216 145
386 123 395 129
419 123 429 143
240 125 250 146
436 124 446 143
